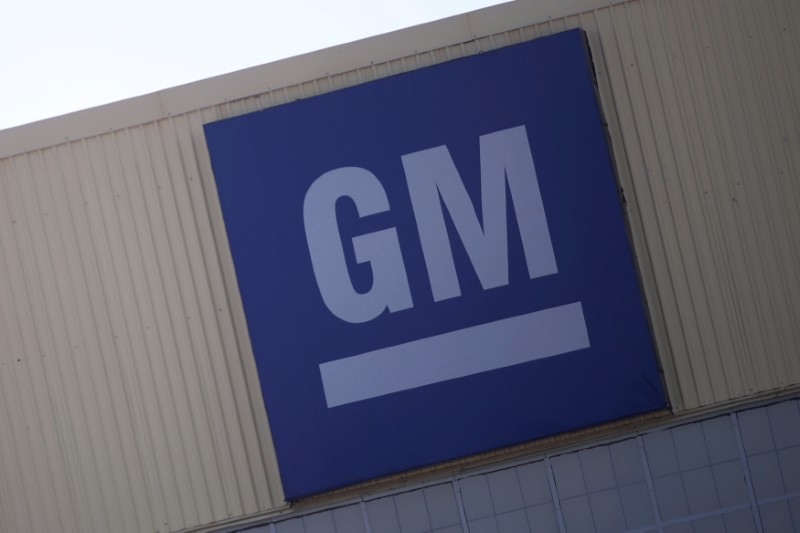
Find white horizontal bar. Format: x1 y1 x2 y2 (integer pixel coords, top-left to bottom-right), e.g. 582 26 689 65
320 301 589 407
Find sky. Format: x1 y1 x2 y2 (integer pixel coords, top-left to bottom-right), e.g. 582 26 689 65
0 0 507 131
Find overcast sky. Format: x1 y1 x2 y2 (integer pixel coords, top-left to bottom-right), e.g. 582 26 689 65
0 0 507 131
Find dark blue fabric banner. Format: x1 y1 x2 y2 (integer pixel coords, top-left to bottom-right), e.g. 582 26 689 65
204 29 666 499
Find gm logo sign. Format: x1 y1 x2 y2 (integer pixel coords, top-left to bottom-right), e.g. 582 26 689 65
205 29 665 499
306 125 588 408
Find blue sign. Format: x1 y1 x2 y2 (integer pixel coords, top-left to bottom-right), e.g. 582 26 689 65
204 29 666 499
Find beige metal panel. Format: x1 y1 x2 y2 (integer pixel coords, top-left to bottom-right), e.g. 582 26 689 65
595 0 800 409
0 122 284 531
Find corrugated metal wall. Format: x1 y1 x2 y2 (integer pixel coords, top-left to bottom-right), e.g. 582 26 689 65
0 116 285 533
590 0 800 409
0 0 798 531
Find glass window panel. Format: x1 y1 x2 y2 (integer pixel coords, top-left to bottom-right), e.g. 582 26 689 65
560 495 595 533
653 473 689 520
303 511 335 533
609 439 644 485
496 509 529 532
588 489 625 533
644 430 680 477
433 526 462 533
517 462 552 507
759 500 794 533
767 401 800 448
424 484 460 529
738 408 774 455
551 453 586 499
459 476 494 520
332 505 366 533
276 518 306 533
690 515 725 533
682 466 719 514
702 416 739 464
247 399 800 533
395 490 431 533
467 516 499 533
791 496 800 528
673 423 711 470
711 460 748 507
777 446 800 492
487 469 524 513
526 503 559 533
579 447 616 493
663 523 693 533
366 497 401 533
722 509 758 533
619 482 655 529
748 452 785 499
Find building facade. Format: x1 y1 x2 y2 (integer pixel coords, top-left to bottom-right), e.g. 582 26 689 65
0 0 798 531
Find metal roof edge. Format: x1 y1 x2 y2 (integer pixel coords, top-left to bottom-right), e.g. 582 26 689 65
0 0 628 159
